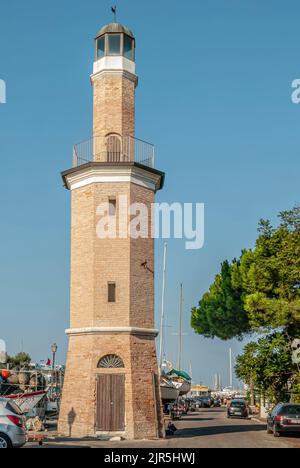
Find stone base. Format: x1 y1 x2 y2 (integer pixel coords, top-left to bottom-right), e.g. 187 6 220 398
58 333 164 440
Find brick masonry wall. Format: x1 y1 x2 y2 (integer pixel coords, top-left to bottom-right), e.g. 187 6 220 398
59 180 164 439
92 73 136 161
130 184 155 330
58 333 162 439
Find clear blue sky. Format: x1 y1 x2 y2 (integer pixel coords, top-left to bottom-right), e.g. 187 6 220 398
0 0 299 387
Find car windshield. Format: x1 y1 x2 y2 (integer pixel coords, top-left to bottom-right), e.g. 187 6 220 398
280 406 300 416
5 400 23 415
231 401 245 408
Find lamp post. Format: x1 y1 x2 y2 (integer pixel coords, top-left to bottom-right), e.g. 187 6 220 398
51 343 58 399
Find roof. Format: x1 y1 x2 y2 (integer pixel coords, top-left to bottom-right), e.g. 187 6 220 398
95 23 134 39
61 162 165 192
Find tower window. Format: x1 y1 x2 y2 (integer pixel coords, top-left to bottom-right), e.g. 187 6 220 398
108 34 121 56
123 35 133 60
109 197 116 216
97 36 105 59
108 282 116 303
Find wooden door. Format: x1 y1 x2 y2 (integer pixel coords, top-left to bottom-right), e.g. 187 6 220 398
96 374 125 432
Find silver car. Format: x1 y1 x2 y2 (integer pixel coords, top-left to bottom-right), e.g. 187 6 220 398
0 398 27 448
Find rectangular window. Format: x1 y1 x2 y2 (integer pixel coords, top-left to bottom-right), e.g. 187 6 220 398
108 282 116 303
108 34 121 55
123 35 133 60
97 37 105 59
109 197 116 216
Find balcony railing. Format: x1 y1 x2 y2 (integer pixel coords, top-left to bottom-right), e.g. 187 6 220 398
73 135 155 169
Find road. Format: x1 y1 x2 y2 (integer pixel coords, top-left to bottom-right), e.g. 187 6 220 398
26 408 300 449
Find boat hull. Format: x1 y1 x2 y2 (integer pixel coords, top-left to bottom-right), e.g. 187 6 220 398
173 381 191 396
160 385 179 403
6 391 46 414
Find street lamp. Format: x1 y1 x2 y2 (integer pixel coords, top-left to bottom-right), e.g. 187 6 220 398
51 343 58 370
51 343 58 399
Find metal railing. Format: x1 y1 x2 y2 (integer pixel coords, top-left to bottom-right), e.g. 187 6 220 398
73 135 155 169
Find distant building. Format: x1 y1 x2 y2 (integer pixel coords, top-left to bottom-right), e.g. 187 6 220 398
189 385 212 397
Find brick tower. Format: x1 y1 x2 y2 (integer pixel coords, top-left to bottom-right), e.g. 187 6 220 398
58 22 165 439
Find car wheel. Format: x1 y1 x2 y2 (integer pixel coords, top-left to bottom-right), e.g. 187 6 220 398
267 425 273 435
0 433 12 449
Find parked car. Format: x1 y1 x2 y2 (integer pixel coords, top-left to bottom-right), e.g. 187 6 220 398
0 398 27 448
227 399 249 419
213 399 222 408
267 404 300 438
200 396 214 408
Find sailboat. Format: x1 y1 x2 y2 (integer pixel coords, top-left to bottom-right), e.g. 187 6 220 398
159 244 180 404
160 375 180 403
158 249 191 401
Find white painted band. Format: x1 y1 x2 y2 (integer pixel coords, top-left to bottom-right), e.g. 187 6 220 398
66 327 159 337
70 174 155 191
63 165 161 193
92 56 136 76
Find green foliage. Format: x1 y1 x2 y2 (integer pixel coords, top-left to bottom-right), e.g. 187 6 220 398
236 334 294 404
191 206 300 338
235 342 258 386
192 205 300 403
291 378 300 404
191 260 251 341
241 208 300 334
7 352 31 369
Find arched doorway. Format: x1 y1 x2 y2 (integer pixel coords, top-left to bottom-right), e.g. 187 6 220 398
96 355 125 432
106 134 122 162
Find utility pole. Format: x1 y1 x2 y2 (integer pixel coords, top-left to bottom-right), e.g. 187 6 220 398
159 243 167 369
177 283 183 371
229 348 233 388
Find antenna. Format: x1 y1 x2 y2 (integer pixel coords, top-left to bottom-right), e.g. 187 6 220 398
159 243 168 369
111 5 117 22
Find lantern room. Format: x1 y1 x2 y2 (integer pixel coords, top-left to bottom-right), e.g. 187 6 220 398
95 23 135 62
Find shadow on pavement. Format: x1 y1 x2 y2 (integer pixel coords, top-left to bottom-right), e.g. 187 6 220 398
183 417 215 422
174 424 266 439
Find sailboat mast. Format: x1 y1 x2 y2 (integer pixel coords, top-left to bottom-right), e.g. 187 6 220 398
159 243 167 369
177 283 183 371
229 347 233 388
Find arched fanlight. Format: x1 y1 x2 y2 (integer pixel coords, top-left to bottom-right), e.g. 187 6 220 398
98 354 125 369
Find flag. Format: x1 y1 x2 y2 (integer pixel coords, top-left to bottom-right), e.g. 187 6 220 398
46 358 51 366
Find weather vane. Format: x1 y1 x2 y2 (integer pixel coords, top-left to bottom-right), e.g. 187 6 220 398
111 5 117 22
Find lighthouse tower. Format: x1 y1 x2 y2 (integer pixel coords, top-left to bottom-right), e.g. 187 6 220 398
58 22 165 440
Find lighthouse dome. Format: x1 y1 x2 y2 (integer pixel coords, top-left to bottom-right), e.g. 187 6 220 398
95 22 134 40
95 22 135 63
